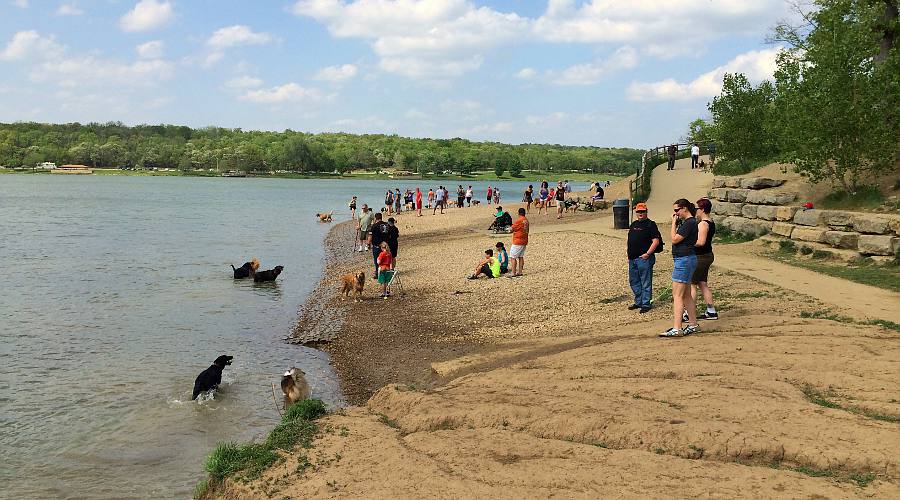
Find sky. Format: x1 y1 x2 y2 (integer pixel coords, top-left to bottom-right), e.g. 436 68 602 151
0 0 796 148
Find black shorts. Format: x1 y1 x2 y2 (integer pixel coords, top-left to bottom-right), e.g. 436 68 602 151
691 252 714 284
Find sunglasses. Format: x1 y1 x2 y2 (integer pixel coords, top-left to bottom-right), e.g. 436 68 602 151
636 210 647 213
673 207 683 213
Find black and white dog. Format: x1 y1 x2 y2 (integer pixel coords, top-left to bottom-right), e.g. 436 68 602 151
192 355 233 400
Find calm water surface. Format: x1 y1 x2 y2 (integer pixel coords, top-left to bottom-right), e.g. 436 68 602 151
0 175 533 499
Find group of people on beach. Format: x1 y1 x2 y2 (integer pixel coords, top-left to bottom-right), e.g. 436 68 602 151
626 197 718 338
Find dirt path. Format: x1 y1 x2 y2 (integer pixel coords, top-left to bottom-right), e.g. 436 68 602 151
645 155 713 216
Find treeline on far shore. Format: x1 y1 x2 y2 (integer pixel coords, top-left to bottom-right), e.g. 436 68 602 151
0 122 643 177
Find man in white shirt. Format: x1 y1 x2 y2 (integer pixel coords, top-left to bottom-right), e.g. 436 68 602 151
691 143 700 169
433 185 446 215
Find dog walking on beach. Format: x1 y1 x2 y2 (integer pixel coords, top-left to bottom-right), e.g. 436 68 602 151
339 271 365 301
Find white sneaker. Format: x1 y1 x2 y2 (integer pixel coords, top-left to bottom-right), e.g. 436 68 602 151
683 324 701 335
659 327 684 338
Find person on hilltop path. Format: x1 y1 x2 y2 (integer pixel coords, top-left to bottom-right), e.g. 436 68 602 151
465 185 474 207
415 187 423 217
691 143 700 169
667 144 677 170
508 207 529 277
487 185 493 205
661 199 700 338
687 198 718 321
356 204 373 252
627 202 661 314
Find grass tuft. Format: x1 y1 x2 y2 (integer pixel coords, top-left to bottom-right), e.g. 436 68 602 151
819 186 884 210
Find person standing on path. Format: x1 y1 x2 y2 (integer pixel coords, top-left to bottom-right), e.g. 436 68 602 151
487 185 493 205
667 144 677 170
356 204 373 252
689 198 718 320
661 199 700 337
368 213 390 279
433 185 446 215
415 188 423 216
555 181 566 219
348 196 358 220
508 207 529 277
465 185 473 207
690 143 700 169
627 203 661 313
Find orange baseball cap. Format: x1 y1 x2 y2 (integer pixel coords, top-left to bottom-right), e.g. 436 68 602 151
634 203 648 211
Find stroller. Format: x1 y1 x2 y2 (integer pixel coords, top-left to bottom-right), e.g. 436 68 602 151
488 211 513 233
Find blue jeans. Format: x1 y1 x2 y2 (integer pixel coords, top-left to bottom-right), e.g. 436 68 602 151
628 255 655 308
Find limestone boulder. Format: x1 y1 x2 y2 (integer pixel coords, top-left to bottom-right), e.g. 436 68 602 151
726 189 750 203
820 210 854 230
851 215 891 235
745 191 797 205
756 205 778 221
712 178 727 188
739 177 786 189
708 188 728 200
741 204 758 219
793 210 823 227
724 177 742 188
745 219 773 237
857 235 899 256
823 231 859 250
772 222 795 238
713 202 744 216
889 217 900 236
775 206 799 221
791 227 827 243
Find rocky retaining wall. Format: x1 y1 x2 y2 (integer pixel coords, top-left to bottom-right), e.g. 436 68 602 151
708 176 900 257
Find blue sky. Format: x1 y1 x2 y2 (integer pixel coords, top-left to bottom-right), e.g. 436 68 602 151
0 1 794 148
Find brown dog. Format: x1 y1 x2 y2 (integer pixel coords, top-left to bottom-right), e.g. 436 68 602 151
280 367 310 410
339 271 365 301
316 211 333 222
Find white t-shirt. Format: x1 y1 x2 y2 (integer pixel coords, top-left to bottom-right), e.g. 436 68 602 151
435 189 445 201
691 145 700 156
465 188 473 198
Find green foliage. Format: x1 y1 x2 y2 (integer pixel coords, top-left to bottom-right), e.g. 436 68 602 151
712 157 774 177
773 0 899 193
0 122 643 174
686 118 715 146
819 186 885 210
708 73 778 168
202 398 327 483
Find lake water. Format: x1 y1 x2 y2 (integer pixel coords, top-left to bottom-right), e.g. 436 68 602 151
0 174 534 499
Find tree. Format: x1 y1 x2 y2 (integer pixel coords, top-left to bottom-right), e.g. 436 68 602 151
508 154 522 177
686 118 715 146
773 0 899 192
708 73 777 167
494 156 505 177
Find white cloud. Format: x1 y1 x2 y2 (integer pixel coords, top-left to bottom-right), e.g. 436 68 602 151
525 112 568 126
225 76 263 89
207 25 273 49
292 0 528 79
119 0 173 33
32 57 175 86
56 3 83 16
313 64 358 83
516 67 537 80
0 31 63 61
136 40 164 59
240 83 326 104
12 0 28 8
202 51 224 68
626 48 781 101
549 46 638 85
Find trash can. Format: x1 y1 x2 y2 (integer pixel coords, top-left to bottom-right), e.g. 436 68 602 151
612 199 630 229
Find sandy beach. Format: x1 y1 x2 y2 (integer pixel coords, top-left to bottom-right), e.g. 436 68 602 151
212 170 900 498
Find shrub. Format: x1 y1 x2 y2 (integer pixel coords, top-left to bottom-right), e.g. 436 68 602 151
779 239 797 253
800 246 813 255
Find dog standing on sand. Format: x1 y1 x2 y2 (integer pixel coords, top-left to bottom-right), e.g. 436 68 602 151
281 367 310 409
231 258 260 279
339 271 365 301
192 355 233 400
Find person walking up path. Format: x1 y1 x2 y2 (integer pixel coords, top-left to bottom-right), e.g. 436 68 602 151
667 144 677 170
627 203 661 313
690 143 700 169
508 207 529 277
661 199 700 337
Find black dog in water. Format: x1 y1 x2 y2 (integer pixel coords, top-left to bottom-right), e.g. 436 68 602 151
192 355 233 400
253 265 284 282
231 258 260 279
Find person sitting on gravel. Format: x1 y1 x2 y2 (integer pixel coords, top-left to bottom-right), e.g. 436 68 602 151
495 242 509 274
468 249 501 279
488 206 512 232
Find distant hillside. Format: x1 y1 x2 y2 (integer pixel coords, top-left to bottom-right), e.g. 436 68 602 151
0 121 643 175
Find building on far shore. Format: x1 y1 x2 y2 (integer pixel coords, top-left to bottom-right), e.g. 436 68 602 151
52 164 93 175
38 162 57 170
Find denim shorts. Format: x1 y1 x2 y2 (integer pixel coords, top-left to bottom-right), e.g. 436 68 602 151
672 254 698 284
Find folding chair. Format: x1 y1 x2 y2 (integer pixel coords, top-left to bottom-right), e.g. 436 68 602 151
385 268 405 297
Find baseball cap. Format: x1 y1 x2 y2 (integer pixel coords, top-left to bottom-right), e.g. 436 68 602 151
634 203 648 211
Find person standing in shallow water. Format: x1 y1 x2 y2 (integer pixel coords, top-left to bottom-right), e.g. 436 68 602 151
626 203 661 313
486 185 493 205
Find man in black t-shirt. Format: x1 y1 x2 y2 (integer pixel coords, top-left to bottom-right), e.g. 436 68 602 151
368 213 391 279
626 203 661 313
386 217 400 265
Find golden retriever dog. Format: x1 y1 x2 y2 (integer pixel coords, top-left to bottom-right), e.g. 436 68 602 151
280 367 310 410
339 271 365 301
316 211 333 222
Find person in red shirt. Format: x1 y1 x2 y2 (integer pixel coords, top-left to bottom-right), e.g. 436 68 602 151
509 207 529 277
376 242 394 298
415 187 423 217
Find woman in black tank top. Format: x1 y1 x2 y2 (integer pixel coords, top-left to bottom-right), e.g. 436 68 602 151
691 198 718 320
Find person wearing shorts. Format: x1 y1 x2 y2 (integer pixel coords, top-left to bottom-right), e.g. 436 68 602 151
555 181 566 219
376 242 394 298
465 186 473 206
356 205 373 252
348 196 357 220
508 207 529 277
457 185 465 209
538 185 549 215
661 199 699 337
433 186 445 215
523 185 533 212
690 198 718 320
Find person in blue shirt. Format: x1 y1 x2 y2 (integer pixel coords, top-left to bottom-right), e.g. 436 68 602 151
495 241 509 274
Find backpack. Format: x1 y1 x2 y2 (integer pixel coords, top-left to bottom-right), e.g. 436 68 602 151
652 222 665 253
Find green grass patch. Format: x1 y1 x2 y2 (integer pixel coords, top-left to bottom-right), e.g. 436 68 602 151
819 186 885 211
711 157 775 177
714 226 757 245
799 384 900 423
800 310 900 333
769 253 900 293
198 398 328 494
